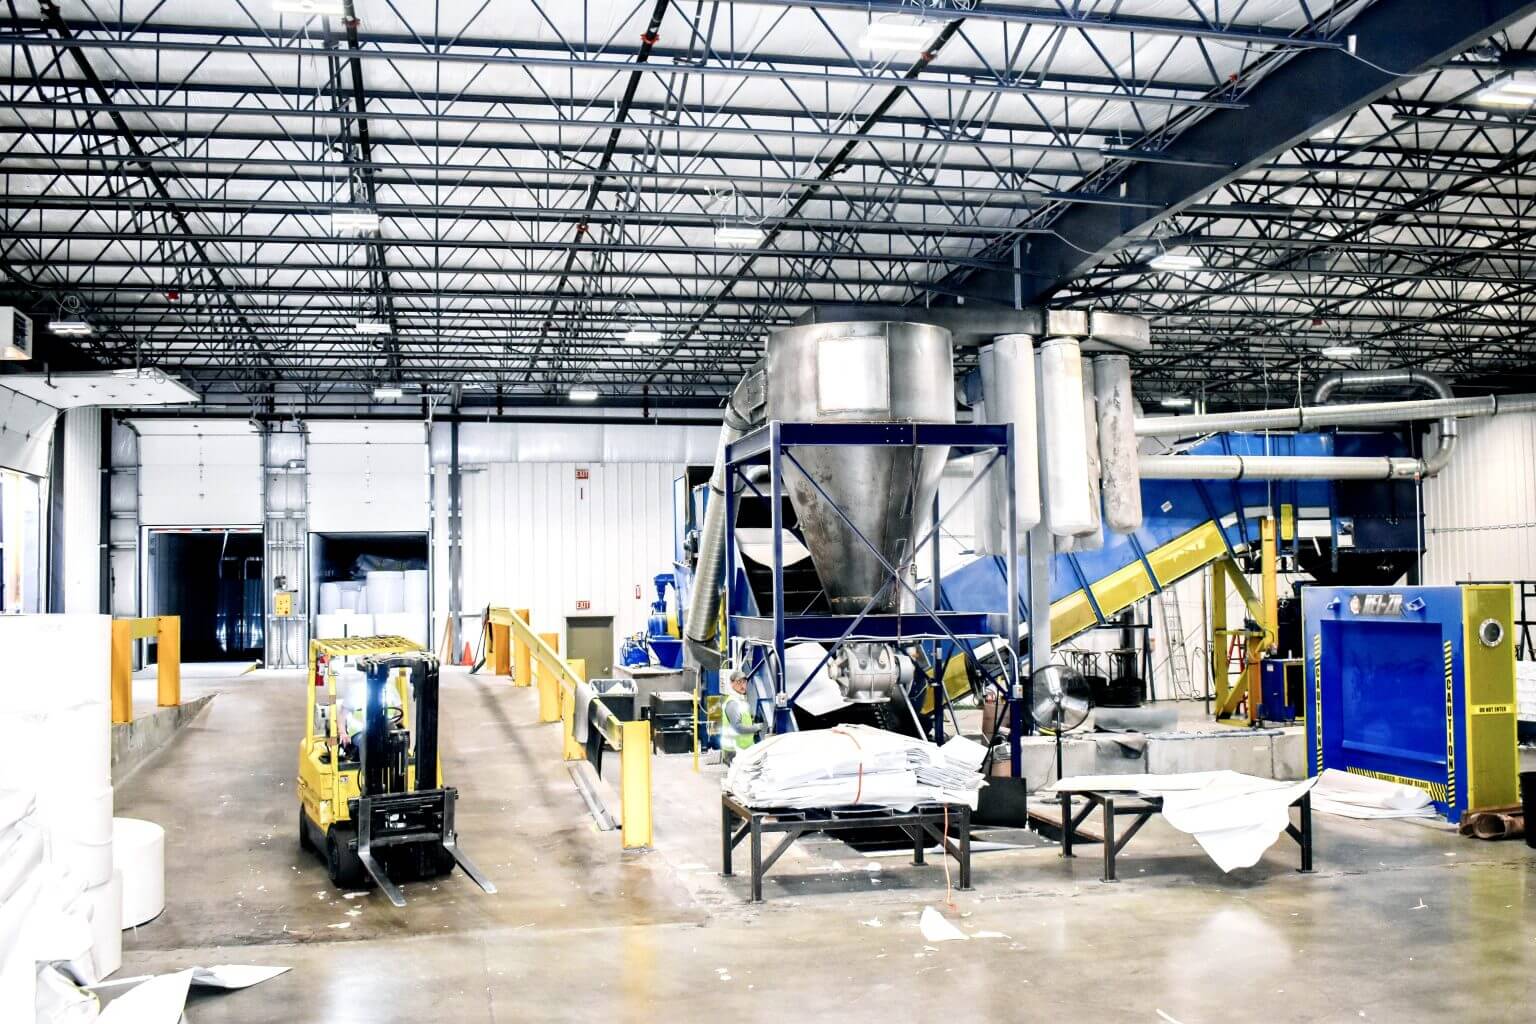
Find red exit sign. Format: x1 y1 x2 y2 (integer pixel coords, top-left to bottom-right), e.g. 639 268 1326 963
575 599 591 610
575 468 590 480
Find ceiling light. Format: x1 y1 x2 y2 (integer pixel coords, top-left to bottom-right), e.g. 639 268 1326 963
1159 396 1194 409
354 320 391 334
1320 345 1362 359
1148 251 1202 272
372 385 405 401
330 209 381 235
273 0 347 15
48 319 93 336
624 329 662 344
715 225 766 248
1475 77 1536 107
857 18 937 53
568 386 599 402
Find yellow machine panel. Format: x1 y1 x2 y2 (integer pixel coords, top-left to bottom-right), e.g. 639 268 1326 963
1460 585 1520 812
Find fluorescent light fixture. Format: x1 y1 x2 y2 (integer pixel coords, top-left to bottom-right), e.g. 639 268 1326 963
624 329 662 344
1148 251 1202 272
1320 345 1362 359
1160 396 1194 409
858 18 937 52
568 386 600 402
372 385 405 401
353 320 391 334
330 209 381 234
273 0 347 15
48 319 93 336
715 225 766 248
1476 76 1536 107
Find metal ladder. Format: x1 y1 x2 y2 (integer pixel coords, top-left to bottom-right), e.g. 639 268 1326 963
1158 588 1195 700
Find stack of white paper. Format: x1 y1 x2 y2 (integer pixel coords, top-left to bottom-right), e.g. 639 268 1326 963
724 725 985 810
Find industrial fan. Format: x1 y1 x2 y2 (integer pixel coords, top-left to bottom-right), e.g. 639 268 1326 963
1029 664 1093 782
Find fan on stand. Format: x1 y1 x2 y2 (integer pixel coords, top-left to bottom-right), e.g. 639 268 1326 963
1029 664 1093 783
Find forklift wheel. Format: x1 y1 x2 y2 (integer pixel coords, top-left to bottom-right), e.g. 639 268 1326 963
324 825 368 890
299 808 316 853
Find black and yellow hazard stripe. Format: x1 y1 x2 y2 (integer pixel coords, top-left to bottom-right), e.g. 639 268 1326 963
1346 766 1448 803
1312 632 1324 775
1443 640 1457 811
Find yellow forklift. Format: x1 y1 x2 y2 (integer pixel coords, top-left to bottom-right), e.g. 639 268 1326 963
298 635 495 907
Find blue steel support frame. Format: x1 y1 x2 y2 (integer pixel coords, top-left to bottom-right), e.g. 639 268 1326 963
725 420 1022 769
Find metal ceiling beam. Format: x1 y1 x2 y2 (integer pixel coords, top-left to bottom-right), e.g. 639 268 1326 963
947 0 1536 305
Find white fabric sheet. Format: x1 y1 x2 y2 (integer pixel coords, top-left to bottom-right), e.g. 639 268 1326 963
1051 770 1317 872
1310 768 1438 819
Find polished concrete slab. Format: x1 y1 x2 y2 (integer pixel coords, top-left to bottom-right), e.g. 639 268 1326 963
115 668 1536 1022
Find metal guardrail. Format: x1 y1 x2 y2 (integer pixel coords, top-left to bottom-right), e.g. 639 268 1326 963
110 615 181 724
487 606 653 850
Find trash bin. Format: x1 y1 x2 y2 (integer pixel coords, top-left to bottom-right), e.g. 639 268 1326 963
1522 771 1536 850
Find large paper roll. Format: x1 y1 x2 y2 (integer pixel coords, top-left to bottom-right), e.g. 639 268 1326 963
338 582 361 611
42 704 111 790
52 833 114 888
403 570 429 613
371 612 424 648
0 614 112 713
113 817 165 928
39 785 113 849
319 582 344 614
87 869 123 978
0 711 48 788
365 571 405 614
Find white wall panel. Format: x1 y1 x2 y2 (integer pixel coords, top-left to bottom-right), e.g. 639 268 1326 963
132 420 262 526
461 461 682 650
1422 413 1536 585
307 421 428 533
435 420 717 466
0 383 55 476
60 408 100 612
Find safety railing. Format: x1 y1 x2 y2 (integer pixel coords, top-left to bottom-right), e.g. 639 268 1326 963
110 616 181 724
486 606 653 850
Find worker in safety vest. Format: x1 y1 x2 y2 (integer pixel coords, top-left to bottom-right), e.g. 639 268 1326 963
719 668 762 765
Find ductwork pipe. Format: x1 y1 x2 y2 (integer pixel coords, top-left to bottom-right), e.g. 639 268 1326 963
1314 369 1459 477
1140 453 1436 481
1094 354 1142 532
1061 358 1103 552
1136 392 1536 436
1039 336 1095 536
989 334 1042 536
685 368 765 667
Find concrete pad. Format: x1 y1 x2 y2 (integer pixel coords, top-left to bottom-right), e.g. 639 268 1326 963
1145 729 1280 777
112 695 215 780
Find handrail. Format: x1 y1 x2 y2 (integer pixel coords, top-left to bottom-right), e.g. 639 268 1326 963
110 615 180 724
487 605 653 849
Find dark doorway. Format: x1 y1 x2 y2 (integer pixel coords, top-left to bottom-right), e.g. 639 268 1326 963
149 529 264 662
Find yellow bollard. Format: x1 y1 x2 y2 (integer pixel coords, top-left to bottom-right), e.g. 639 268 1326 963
157 616 181 708
513 609 532 686
561 658 587 762
110 619 133 724
537 632 561 723
619 719 653 850
491 622 512 677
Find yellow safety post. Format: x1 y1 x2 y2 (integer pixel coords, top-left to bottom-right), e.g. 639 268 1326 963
1211 561 1230 710
561 658 587 762
513 608 532 686
490 621 512 677
537 632 562 723
620 719 653 849
157 616 181 708
110 619 133 725
1245 516 1279 725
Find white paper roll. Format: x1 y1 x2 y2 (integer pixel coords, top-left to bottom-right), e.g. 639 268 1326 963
0 711 49 788
403 570 429 613
338 582 361 611
52 834 114 888
371 612 423 648
39 785 113 849
42 704 111 791
0 615 112 713
0 824 43 904
365 571 405 614
347 614 375 637
113 817 166 928
87 870 123 978
319 581 344 614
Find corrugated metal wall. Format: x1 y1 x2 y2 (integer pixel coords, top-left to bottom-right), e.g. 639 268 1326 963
1422 412 1536 584
60 407 100 612
461 461 683 646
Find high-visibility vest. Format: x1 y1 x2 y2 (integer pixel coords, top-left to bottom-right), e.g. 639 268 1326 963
719 693 757 751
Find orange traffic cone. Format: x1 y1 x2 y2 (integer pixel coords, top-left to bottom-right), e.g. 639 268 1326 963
461 641 474 667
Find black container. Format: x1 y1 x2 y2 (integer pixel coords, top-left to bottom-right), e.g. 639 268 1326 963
1521 771 1536 850
652 729 695 755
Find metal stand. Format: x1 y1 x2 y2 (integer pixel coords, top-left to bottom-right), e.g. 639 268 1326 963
720 794 972 903
723 421 1022 762
1059 789 1314 882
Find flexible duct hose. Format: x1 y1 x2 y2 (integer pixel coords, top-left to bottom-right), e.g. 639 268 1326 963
685 368 765 668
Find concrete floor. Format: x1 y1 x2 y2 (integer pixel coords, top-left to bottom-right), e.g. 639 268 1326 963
114 667 1536 1022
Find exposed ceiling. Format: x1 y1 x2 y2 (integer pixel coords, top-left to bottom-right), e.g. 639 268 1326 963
2 0 1536 412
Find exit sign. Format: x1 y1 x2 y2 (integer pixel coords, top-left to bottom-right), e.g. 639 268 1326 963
575 468 589 480
575 599 591 610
